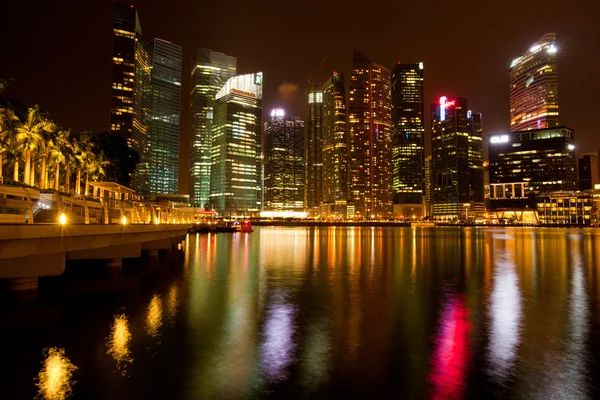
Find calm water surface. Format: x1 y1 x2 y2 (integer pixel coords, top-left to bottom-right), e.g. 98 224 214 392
2 226 600 399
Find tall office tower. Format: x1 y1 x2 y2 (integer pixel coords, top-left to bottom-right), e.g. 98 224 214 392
579 152 600 191
321 71 349 218
146 39 182 195
189 49 237 207
210 73 263 216
131 40 152 195
110 4 140 142
431 96 484 221
488 127 578 209
306 82 323 215
348 50 393 219
263 109 305 211
391 62 425 218
424 155 433 217
509 33 559 132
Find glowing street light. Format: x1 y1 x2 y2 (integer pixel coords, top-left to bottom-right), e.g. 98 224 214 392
59 213 67 225
121 216 127 225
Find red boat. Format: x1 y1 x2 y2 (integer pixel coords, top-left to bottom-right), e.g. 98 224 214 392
236 220 254 232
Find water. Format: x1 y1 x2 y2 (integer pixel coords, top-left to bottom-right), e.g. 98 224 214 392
1 226 600 399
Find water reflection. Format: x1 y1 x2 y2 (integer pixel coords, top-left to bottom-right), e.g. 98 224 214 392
35 348 77 400
146 294 163 339
106 312 133 375
429 294 470 400
488 246 522 381
166 283 179 323
261 291 296 381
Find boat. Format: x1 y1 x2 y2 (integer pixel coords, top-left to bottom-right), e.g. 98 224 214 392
235 220 254 233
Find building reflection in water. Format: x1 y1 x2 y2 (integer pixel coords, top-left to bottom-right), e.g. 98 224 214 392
429 294 470 400
260 290 296 381
106 313 133 375
35 347 78 400
488 241 522 381
146 294 163 339
166 283 179 323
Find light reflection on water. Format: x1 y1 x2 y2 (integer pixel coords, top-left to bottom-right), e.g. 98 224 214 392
35 348 77 400
3 227 600 398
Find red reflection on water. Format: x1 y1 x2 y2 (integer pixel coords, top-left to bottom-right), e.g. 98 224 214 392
429 295 471 400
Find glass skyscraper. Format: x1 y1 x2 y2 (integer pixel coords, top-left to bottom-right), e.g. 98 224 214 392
391 62 425 217
189 49 236 207
348 50 392 219
110 3 140 142
131 40 152 196
431 96 484 221
306 82 323 215
146 39 182 195
210 73 263 216
321 71 349 219
509 33 559 132
263 109 305 211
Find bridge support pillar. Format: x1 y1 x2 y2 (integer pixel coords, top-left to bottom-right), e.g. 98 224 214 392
105 258 122 274
144 249 159 258
8 276 38 291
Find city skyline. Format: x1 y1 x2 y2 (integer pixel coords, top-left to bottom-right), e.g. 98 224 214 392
0 1 595 194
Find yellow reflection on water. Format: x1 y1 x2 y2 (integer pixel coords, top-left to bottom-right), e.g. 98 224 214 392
146 294 163 338
167 283 179 322
35 347 77 400
106 313 133 374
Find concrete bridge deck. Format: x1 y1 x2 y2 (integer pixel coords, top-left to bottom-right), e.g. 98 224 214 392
0 223 192 291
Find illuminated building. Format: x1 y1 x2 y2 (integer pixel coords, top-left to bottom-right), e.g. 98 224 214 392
189 49 236 207
578 152 600 191
424 155 433 217
509 33 559 132
264 109 305 211
349 50 393 219
306 81 323 215
431 96 484 221
321 72 350 219
209 72 263 216
110 3 139 140
537 192 593 226
131 40 152 196
488 127 577 210
391 62 425 218
146 39 182 195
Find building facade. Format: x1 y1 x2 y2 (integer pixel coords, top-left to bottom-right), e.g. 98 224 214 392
131 40 152 196
189 49 237 207
263 109 305 211
146 39 182 195
209 72 263 216
431 96 484 221
424 155 433 218
321 71 349 219
348 51 393 219
579 152 600 191
306 82 324 215
509 33 559 132
110 3 139 141
391 62 425 218
488 126 577 210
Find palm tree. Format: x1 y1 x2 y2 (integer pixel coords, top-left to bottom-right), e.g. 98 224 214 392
37 125 57 189
51 129 71 191
15 105 55 185
74 132 94 195
0 106 20 182
85 151 108 196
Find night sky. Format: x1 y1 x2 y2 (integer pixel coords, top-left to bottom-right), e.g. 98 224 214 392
1 0 598 193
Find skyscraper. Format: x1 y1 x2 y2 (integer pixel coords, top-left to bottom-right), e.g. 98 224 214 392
110 3 139 141
391 62 425 217
509 33 559 132
189 49 236 207
306 82 323 215
348 51 392 219
263 109 305 211
210 72 263 216
146 39 182 195
431 96 484 221
131 40 152 195
321 71 349 219
579 152 600 191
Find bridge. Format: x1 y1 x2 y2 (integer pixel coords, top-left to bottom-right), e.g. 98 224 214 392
0 183 194 292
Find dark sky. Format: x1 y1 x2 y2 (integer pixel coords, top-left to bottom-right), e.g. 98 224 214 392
1 0 598 193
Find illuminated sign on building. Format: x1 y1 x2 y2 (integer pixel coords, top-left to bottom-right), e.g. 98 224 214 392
270 108 285 118
231 88 256 98
439 96 456 121
490 135 509 144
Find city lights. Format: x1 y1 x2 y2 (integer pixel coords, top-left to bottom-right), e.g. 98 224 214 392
59 213 67 225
